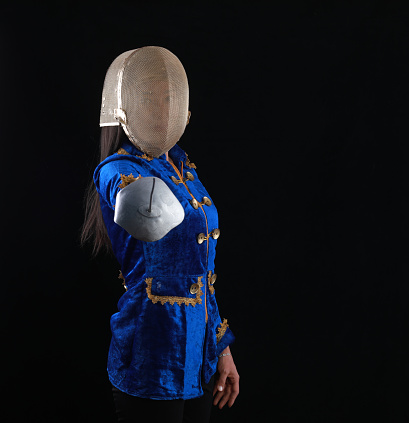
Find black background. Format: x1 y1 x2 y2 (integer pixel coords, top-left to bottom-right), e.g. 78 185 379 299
2 1 409 422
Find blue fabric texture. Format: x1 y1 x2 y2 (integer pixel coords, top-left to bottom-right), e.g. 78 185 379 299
93 139 235 400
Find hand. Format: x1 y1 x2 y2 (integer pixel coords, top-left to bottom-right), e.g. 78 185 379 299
213 346 240 409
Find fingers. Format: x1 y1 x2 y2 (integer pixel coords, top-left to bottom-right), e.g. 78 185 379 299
227 379 240 407
213 383 231 409
213 370 228 406
215 369 228 394
213 374 240 409
212 380 219 397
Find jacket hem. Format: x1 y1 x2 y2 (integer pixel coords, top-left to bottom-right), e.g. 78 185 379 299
108 372 204 400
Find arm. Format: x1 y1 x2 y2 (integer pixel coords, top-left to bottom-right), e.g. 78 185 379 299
94 160 184 242
212 317 239 408
114 176 184 242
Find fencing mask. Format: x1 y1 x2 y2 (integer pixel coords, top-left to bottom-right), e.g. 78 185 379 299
100 46 189 158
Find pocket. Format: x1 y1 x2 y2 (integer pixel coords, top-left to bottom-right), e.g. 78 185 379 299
145 276 204 307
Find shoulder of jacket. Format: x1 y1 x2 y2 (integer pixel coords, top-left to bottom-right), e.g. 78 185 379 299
93 151 148 185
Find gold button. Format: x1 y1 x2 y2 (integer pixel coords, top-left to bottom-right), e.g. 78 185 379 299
190 283 199 294
202 196 212 206
210 273 217 285
190 198 199 209
211 228 220 239
197 233 206 244
185 171 194 181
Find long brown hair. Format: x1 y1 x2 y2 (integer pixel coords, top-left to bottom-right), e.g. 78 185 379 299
81 125 127 255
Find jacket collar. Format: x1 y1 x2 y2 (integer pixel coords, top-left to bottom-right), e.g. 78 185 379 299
120 139 187 164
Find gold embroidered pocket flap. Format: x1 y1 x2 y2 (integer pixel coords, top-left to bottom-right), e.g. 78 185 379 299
145 276 204 307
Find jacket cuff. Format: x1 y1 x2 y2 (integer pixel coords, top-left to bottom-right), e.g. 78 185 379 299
215 319 235 356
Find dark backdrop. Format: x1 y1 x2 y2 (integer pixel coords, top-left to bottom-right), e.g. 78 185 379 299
2 1 409 422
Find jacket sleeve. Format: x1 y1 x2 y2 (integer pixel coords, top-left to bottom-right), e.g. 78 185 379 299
215 317 235 356
94 159 143 210
209 283 236 355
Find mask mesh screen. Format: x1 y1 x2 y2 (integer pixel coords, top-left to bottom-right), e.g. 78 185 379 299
120 47 189 157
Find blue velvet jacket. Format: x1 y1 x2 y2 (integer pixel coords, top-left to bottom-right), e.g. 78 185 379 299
93 139 235 400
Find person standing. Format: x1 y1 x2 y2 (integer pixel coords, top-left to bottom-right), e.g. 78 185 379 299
81 46 239 422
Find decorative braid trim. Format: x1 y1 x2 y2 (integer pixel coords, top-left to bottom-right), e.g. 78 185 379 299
117 147 153 161
118 173 142 189
185 154 197 169
118 270 127 291
216 318 229 343
141 153 154 161
117 148 130 155
208 270 215 295
145 277 203 307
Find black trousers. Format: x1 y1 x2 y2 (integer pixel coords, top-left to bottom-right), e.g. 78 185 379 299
112 375 215 423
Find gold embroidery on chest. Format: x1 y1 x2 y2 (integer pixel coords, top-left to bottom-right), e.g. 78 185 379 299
145 277 203 307
216 318 229 343
118 173 142 189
